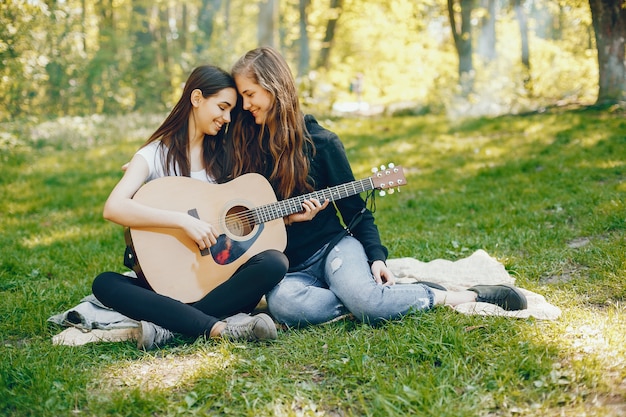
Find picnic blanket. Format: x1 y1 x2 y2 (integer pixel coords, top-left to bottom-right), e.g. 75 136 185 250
49 250 560 346
387 249 561 320
48 293 140 346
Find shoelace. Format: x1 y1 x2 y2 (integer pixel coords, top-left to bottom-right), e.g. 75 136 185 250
223 321 256 341
480 293 502 302
477 291 513 308
153 325 174 344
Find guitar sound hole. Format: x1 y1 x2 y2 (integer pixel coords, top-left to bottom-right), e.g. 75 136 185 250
225 205 254 237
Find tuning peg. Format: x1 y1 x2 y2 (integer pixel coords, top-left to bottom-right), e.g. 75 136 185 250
388 163 395 168
388 188 395 194
371 166 379 173
380 164 386 171
379 190 386 197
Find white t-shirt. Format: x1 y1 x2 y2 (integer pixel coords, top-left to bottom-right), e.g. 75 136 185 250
135 141 216 183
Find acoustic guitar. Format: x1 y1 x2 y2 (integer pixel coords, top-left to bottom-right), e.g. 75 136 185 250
126 165 406 302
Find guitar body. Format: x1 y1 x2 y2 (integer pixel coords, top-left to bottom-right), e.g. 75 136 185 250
128 174 287 303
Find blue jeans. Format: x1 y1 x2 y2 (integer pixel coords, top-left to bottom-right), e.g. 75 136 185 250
266 236 435 327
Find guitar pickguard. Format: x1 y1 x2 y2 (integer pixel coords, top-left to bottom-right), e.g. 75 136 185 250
209 225 264 265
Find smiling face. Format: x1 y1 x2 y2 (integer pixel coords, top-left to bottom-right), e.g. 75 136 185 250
234 75 273 125
192 87 238 136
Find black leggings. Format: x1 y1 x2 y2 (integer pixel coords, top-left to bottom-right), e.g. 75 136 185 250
92 249 288 338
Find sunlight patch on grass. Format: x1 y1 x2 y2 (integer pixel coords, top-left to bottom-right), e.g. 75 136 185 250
577 159 625 170
3 198 32 217
269 395 330 417
393 140 417 154
21 225 85 249
534 303 626 384
95 349 235 392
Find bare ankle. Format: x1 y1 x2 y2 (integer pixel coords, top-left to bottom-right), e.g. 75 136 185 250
210 321 226 338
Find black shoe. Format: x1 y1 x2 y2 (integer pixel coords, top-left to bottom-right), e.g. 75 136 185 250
414 281 447 291
467 284 527 311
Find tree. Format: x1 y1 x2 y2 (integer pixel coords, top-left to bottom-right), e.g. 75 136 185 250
588 0 626 104
130 1 160 110
86 0 118 114
316 0 343 70
197 0 223 52
0 0 616 121
447 0 475 95
297 0 311 77
476 0 496 63
513 0 531 93
258 0 278 47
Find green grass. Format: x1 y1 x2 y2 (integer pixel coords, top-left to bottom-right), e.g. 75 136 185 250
1 107 625 416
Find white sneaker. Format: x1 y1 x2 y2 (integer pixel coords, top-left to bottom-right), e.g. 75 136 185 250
137 321 174 350
222 313 277 341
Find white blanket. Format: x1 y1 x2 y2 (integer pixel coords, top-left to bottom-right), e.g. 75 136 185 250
388 249 561 320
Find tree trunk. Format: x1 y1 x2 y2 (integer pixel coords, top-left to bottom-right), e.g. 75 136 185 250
158 5 170 72
297 0 310 77
316 0 343 70
131 0 160 110
588 0 626 104
447 0 474 95
46 0 63 116
477 0 496 63
258 0 278 47
88 0 116 113
197 0 223 52
224 0 231 38
513 0 532 93
179 3 188 54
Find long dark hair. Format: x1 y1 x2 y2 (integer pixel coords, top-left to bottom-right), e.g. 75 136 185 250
230 47 313 199
143 65 239 183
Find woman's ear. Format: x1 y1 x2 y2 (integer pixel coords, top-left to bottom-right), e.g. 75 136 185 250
191 89 202 107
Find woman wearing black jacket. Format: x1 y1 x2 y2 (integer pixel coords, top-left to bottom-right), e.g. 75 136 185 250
229 47 528 328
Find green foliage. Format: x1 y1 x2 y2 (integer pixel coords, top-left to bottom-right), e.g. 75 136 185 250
0 0 602 122
1 109 626 416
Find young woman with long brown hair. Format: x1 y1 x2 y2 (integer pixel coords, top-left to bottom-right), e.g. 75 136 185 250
92 65 288 349
229 47 527 328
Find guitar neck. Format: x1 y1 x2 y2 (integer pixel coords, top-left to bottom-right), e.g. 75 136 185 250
253 177 374 224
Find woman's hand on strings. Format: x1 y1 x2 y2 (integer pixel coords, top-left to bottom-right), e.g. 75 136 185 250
284 198 329 226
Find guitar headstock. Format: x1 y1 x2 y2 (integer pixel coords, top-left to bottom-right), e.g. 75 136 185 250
370 164 407 195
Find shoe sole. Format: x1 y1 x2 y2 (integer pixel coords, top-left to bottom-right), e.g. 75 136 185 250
137 321 150 350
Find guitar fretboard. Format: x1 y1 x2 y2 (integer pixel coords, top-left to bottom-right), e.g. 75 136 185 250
252 177 374 224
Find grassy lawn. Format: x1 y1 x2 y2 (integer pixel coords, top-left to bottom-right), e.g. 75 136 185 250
1 107 625 416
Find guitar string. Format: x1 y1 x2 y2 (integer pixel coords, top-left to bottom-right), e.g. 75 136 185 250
191 178 372 230
199 173 402 230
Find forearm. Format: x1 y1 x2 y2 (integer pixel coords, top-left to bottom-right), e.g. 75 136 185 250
103 198 189 229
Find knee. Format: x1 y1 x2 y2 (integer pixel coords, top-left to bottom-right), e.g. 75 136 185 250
91 272 109 297
91 271 123 303
265 249 289 276
253 250 288 279
259 251 289 290
266 281 299 311
266 281 310 325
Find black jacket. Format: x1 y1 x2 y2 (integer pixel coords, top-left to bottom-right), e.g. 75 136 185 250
283 115 388 267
